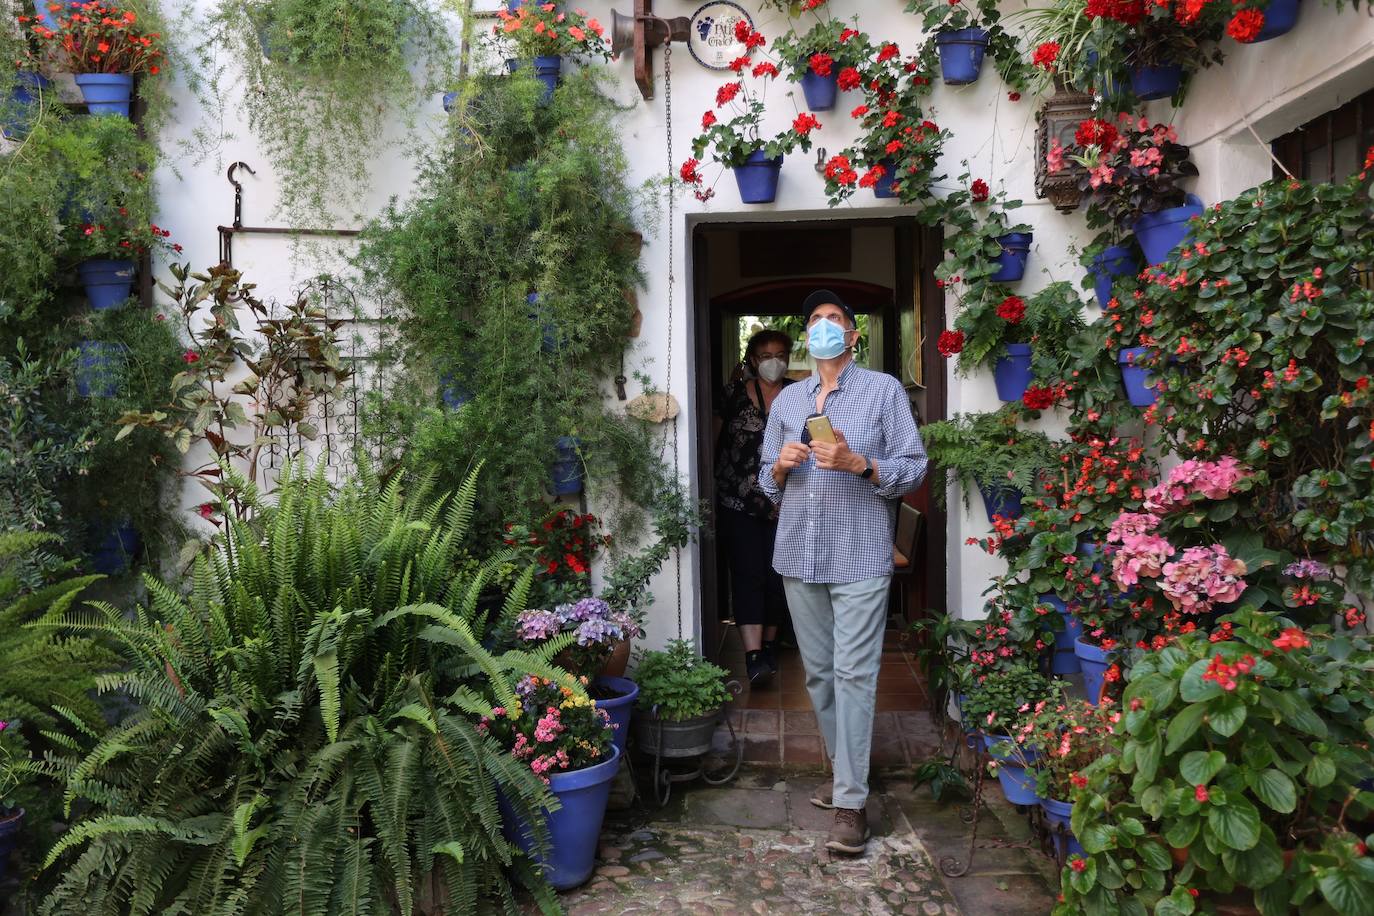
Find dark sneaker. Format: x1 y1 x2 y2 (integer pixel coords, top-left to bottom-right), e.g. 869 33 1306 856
746 650 773 685
809 781 835 810
761 641 780 675
826 807 869 855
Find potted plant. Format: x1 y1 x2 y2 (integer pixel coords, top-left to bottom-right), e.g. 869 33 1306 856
490 3 609 103
920 408 1059 522
28 0 163 117
1081 237 1141 309
680 22 821 205
1080 0 1225 102
959 663 1053 805
905 0 1029 89
771 17 873 112
482 673 620 890
1021 691 1118 860
631 639 732 758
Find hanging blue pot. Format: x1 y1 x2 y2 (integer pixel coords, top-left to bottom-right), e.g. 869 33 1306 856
498 744 621 890
1118 346 1158 407
1128 62 1183 102
551 435 584 496
90 520 140 574
1255 0 1302 40
592 676 638 758
31 0 83 30
1074 637 1111 707
1083 50 1121 101
989 232 1032 282
75 341 126 398
439 374 473 409
799 69 838 111
441 91 458 112
871 158 898 199
977 484 1024 523
1133 194 1203 266
983 736 1040 805
1040 797 1085 858
506 56 562 103
1040 595 1082 675
1089 244 1138 307
934 28 989 85
79 259 136 310
0 808 22 886
74 73 134 117
732 150 784 204
1078 539 1104 575
993 342 1033 402
3 72 52 141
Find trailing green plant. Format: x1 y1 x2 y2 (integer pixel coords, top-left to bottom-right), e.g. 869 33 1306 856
920 406 1061 508
1058 608 1374 915
633 639 731 722
34 463 578 914
202 0 454 224
959 662 1053 735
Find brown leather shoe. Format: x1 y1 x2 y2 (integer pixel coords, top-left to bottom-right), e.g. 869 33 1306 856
809 781 834 810
825 806 869 855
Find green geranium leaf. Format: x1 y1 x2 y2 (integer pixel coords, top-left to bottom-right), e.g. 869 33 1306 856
1246 768 1297 814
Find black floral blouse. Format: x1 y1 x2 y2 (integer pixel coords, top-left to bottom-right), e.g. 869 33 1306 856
714 377 794 520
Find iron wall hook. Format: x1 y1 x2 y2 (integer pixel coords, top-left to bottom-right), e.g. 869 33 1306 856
226 162 258 230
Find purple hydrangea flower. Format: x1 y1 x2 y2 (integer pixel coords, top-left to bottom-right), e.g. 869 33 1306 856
562 597 611 624
576 616 622 647
1284 559 1330 580
515 608 564 641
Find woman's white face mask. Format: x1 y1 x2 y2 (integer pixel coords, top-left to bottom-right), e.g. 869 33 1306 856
756 358 788 383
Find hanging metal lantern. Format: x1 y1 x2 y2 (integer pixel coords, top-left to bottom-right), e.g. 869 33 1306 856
1034 84 1097 213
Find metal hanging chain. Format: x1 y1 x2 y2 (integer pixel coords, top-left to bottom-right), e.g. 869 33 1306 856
664 44 683 642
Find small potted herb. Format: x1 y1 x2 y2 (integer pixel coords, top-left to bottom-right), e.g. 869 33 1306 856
631 639 732 757
960 663 1053 806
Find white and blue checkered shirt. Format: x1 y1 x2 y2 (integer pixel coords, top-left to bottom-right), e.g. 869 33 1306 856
757 361 928 585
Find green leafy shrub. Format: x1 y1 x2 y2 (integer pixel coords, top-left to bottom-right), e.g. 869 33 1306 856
921 406 1060 508
36 465 578 914
634 640 731 722
959 662 1052 734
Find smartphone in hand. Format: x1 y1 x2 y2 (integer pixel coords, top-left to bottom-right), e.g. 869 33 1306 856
804 414 837 445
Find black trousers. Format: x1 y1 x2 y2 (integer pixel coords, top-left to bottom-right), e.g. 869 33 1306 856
719 506 790 630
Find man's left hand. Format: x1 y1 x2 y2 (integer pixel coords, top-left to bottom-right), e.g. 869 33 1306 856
812 429 866 475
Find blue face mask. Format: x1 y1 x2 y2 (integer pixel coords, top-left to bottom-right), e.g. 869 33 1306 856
808 318 848 360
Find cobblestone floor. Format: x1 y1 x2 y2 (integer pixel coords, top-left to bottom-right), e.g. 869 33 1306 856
527 763 1058 916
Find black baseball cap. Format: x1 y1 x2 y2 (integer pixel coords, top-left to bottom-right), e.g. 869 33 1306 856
802 289 857 327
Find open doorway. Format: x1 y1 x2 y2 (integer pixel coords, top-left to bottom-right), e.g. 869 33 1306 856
691 218 948 663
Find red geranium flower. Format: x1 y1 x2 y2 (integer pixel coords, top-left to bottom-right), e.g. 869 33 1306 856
996 295 1026 324
836 66 862 91
1023 384 1057 410
808 51 833 76
937 329 964 357
1074 118 1119 149
701 110 716 129
1226 8 1265 42
182 349 201 364
970 178 989 202
1032 41 1060 70
679 158 702 184
792 112 820 136
876 42 899 62
715 81 742 106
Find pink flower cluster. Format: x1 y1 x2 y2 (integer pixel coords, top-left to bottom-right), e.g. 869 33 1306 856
534 706 565 743
1111 534 1174 589
530 749 571 776
1143 457 1250 514
1160 545 1248 615
1106 512 1159 544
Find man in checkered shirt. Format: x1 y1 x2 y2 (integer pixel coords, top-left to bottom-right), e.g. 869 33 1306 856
758 289 928 856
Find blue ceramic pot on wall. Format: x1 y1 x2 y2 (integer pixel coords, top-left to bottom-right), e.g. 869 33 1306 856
732 150 784 204
978 485 1024 523
1074 637 1112 707
90 520 140 574
74 73 135 117
993 343 1033 402
799 69 838 111
934 28 989 85
1127 62 1182 101
1040 594 1082 675
75 341 126 399
1255 0 1302 40
79 259 136 310
1088 244 1139 307
1133 194 1204 266
3 72 52 140
499 744 622 890
551 435 584 496
989 232 1032 282
1118 346 1158 407
983 736 1040 805
871 158 899 199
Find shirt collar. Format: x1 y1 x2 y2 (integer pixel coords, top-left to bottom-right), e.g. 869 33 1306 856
805 358 858 395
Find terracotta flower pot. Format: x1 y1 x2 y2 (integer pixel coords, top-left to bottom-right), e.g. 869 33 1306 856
599 638 632 678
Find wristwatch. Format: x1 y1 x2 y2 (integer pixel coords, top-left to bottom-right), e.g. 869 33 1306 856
860 456 875 480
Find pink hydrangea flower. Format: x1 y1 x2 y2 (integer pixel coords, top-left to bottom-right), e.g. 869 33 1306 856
1144 458 1251 514
1107 512 1159 544
1160 545 1248 615
1112 534 1175 589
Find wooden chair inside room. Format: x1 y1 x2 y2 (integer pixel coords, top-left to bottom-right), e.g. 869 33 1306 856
889 502 924 629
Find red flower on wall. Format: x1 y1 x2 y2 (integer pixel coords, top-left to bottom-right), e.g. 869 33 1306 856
937 329 965 357
1226 8 1265 42
1032 42 1060 71
997 295 1026 324
970 178 990 202
808 52 834 76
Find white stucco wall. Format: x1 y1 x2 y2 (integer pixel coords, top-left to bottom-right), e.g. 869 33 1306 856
147 0 1374 647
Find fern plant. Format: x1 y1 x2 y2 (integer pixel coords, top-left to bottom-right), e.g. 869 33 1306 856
921 407 1062 509
34 463 581 915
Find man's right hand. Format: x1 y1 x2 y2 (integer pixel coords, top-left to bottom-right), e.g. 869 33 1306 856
775 442 812 475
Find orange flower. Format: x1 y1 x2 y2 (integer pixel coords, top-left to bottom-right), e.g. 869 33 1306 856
568 25 585 41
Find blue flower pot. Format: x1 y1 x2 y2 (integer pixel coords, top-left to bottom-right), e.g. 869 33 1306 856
978 484 1024 523
1040 595 1082 675
1040 797 1085 858
551 435 584 496
0 808 22 885
74 73 134 117
956 693 978 749
32 0 82 30
993 342 1033 402
90 520 139 574
1078 539 1104 575
732 150 784 204
439 374 473 409
983 735 1040 805
79 259 136 310
593 676 638 758
506 56 562 103
1083 50 1121 102
872 158 898 199
934 28 989 85
3 72 52 140
1089 244 1138 307
990 232 1032 282
524 291 558 352
799 69 838 111
1128 62 1182 102
1118 346 1158 407
1074 637 1111 707
1133 194 1204 266
441 91 458 112
75 341 126 398
499 744 621 890
1255 0 1301 40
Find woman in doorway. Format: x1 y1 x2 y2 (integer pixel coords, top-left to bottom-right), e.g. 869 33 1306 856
714 329 796 685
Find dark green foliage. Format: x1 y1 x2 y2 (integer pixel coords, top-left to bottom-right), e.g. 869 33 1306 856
921 406 1059 508
36 464 576 914
633 639 731 722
